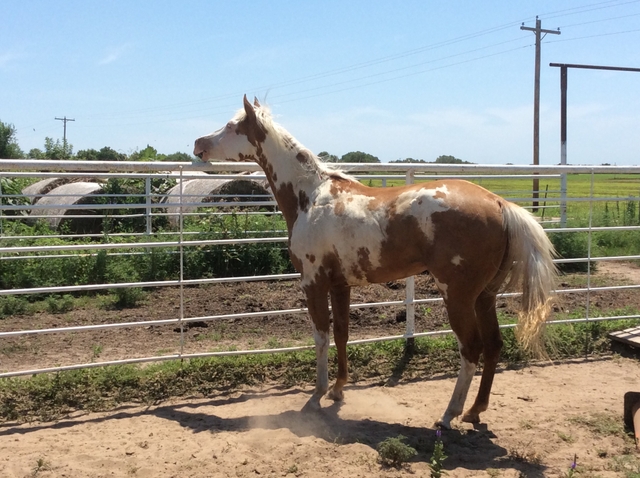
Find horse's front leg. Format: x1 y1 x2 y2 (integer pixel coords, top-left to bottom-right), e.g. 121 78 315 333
327 285 351 401
301 283 331 412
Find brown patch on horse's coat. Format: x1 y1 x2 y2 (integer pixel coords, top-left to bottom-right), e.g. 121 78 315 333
296 151 311 163
434 189 447 200
334 200 346 216
306 253 316 263
236 116 267 147
289 250 304 274
238 153 257 161
356 247 372 279
274 182 300 232
298 190 310 212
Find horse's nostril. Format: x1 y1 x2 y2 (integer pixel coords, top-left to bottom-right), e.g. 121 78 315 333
196 152 204 159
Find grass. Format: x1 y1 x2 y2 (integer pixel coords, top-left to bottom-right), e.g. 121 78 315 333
0 316 637 422
568 411 629 439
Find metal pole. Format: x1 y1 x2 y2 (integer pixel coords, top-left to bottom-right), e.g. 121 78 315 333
521 19 560 212
533 18 541 211
145 176 152 235
404 169 415 347
560 66 568 227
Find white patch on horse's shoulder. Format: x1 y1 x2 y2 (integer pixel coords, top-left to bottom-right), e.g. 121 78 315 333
395 187 450 242
451 255 464 266
433 276 449 301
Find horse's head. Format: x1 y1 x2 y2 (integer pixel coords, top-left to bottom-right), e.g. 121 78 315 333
193 95 267 162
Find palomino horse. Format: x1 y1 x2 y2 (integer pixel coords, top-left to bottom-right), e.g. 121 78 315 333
194 96 557 428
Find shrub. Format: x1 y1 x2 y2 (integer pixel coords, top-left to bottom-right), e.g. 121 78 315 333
377 435 417 468
0 295 30 318
46 294 75 314
549 231 593 273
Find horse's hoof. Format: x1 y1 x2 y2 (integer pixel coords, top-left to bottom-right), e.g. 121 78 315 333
461 411 481 424
301 399 322 414
434 418 453 430
327 387 344 402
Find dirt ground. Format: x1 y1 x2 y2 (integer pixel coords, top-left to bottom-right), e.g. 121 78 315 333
1 357 640 477
1 264 640 477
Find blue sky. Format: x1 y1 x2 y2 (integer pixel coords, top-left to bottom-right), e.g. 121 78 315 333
2 1 640 165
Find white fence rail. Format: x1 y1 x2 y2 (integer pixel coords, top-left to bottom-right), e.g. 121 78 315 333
1 160 640 378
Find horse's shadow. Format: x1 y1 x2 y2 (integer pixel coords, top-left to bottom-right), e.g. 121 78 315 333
0 384 548 476
148 387 546 476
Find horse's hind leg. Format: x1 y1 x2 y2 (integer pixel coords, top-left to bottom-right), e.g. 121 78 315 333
436 296 483 429
461 290 503 424
327 285 351 401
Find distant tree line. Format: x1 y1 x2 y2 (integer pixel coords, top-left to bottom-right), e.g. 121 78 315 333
2 119 471 164
0 120 194 162
318 150 472 164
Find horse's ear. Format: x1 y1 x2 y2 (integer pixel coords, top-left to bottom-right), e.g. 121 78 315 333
243 95 256 123
253 97 261 107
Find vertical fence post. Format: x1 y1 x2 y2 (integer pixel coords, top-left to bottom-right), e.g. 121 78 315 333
0 174 3 237
560 65 568 227
584 169 595 356
404 169 416 348
178 167 185 362
145 176 152 235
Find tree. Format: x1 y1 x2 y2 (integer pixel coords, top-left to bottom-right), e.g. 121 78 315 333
44 137 73 159
318 151 339 163
76 148 100 161
27 148 45 159
163 152 195 162
434 154 471 164
390 157 428 164
0 121 24 159
129 145 158 162
340 151 380 163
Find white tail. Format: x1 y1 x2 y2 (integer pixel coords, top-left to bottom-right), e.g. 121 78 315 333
502 202 558 357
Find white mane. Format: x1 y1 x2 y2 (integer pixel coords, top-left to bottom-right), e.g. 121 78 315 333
237 104 353 182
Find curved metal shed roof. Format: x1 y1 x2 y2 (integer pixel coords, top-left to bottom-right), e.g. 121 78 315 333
164 173 272 226
30 182 104 228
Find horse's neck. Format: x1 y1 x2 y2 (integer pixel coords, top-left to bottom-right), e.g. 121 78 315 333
260 139 325 230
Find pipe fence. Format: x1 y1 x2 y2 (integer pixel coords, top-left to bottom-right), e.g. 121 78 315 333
1 160 640 378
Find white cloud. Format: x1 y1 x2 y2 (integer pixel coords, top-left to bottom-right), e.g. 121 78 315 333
0 51 21 69
98 44 130 65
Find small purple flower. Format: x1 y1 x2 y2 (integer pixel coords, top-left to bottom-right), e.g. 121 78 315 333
571 454 577 470
436 429 442 439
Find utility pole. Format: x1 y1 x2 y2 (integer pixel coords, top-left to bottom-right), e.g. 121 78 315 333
55 116 75 158
521 17 560 211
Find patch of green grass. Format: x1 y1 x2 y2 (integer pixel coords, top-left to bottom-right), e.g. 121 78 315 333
0 316 638 422
31 457 52 476
609 454 640 477
556 431 575 443
568 412 628 439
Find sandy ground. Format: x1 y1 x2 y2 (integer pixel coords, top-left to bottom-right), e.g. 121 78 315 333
2 357 640 477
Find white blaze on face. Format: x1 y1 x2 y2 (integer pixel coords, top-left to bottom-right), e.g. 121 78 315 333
451 255 464 266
